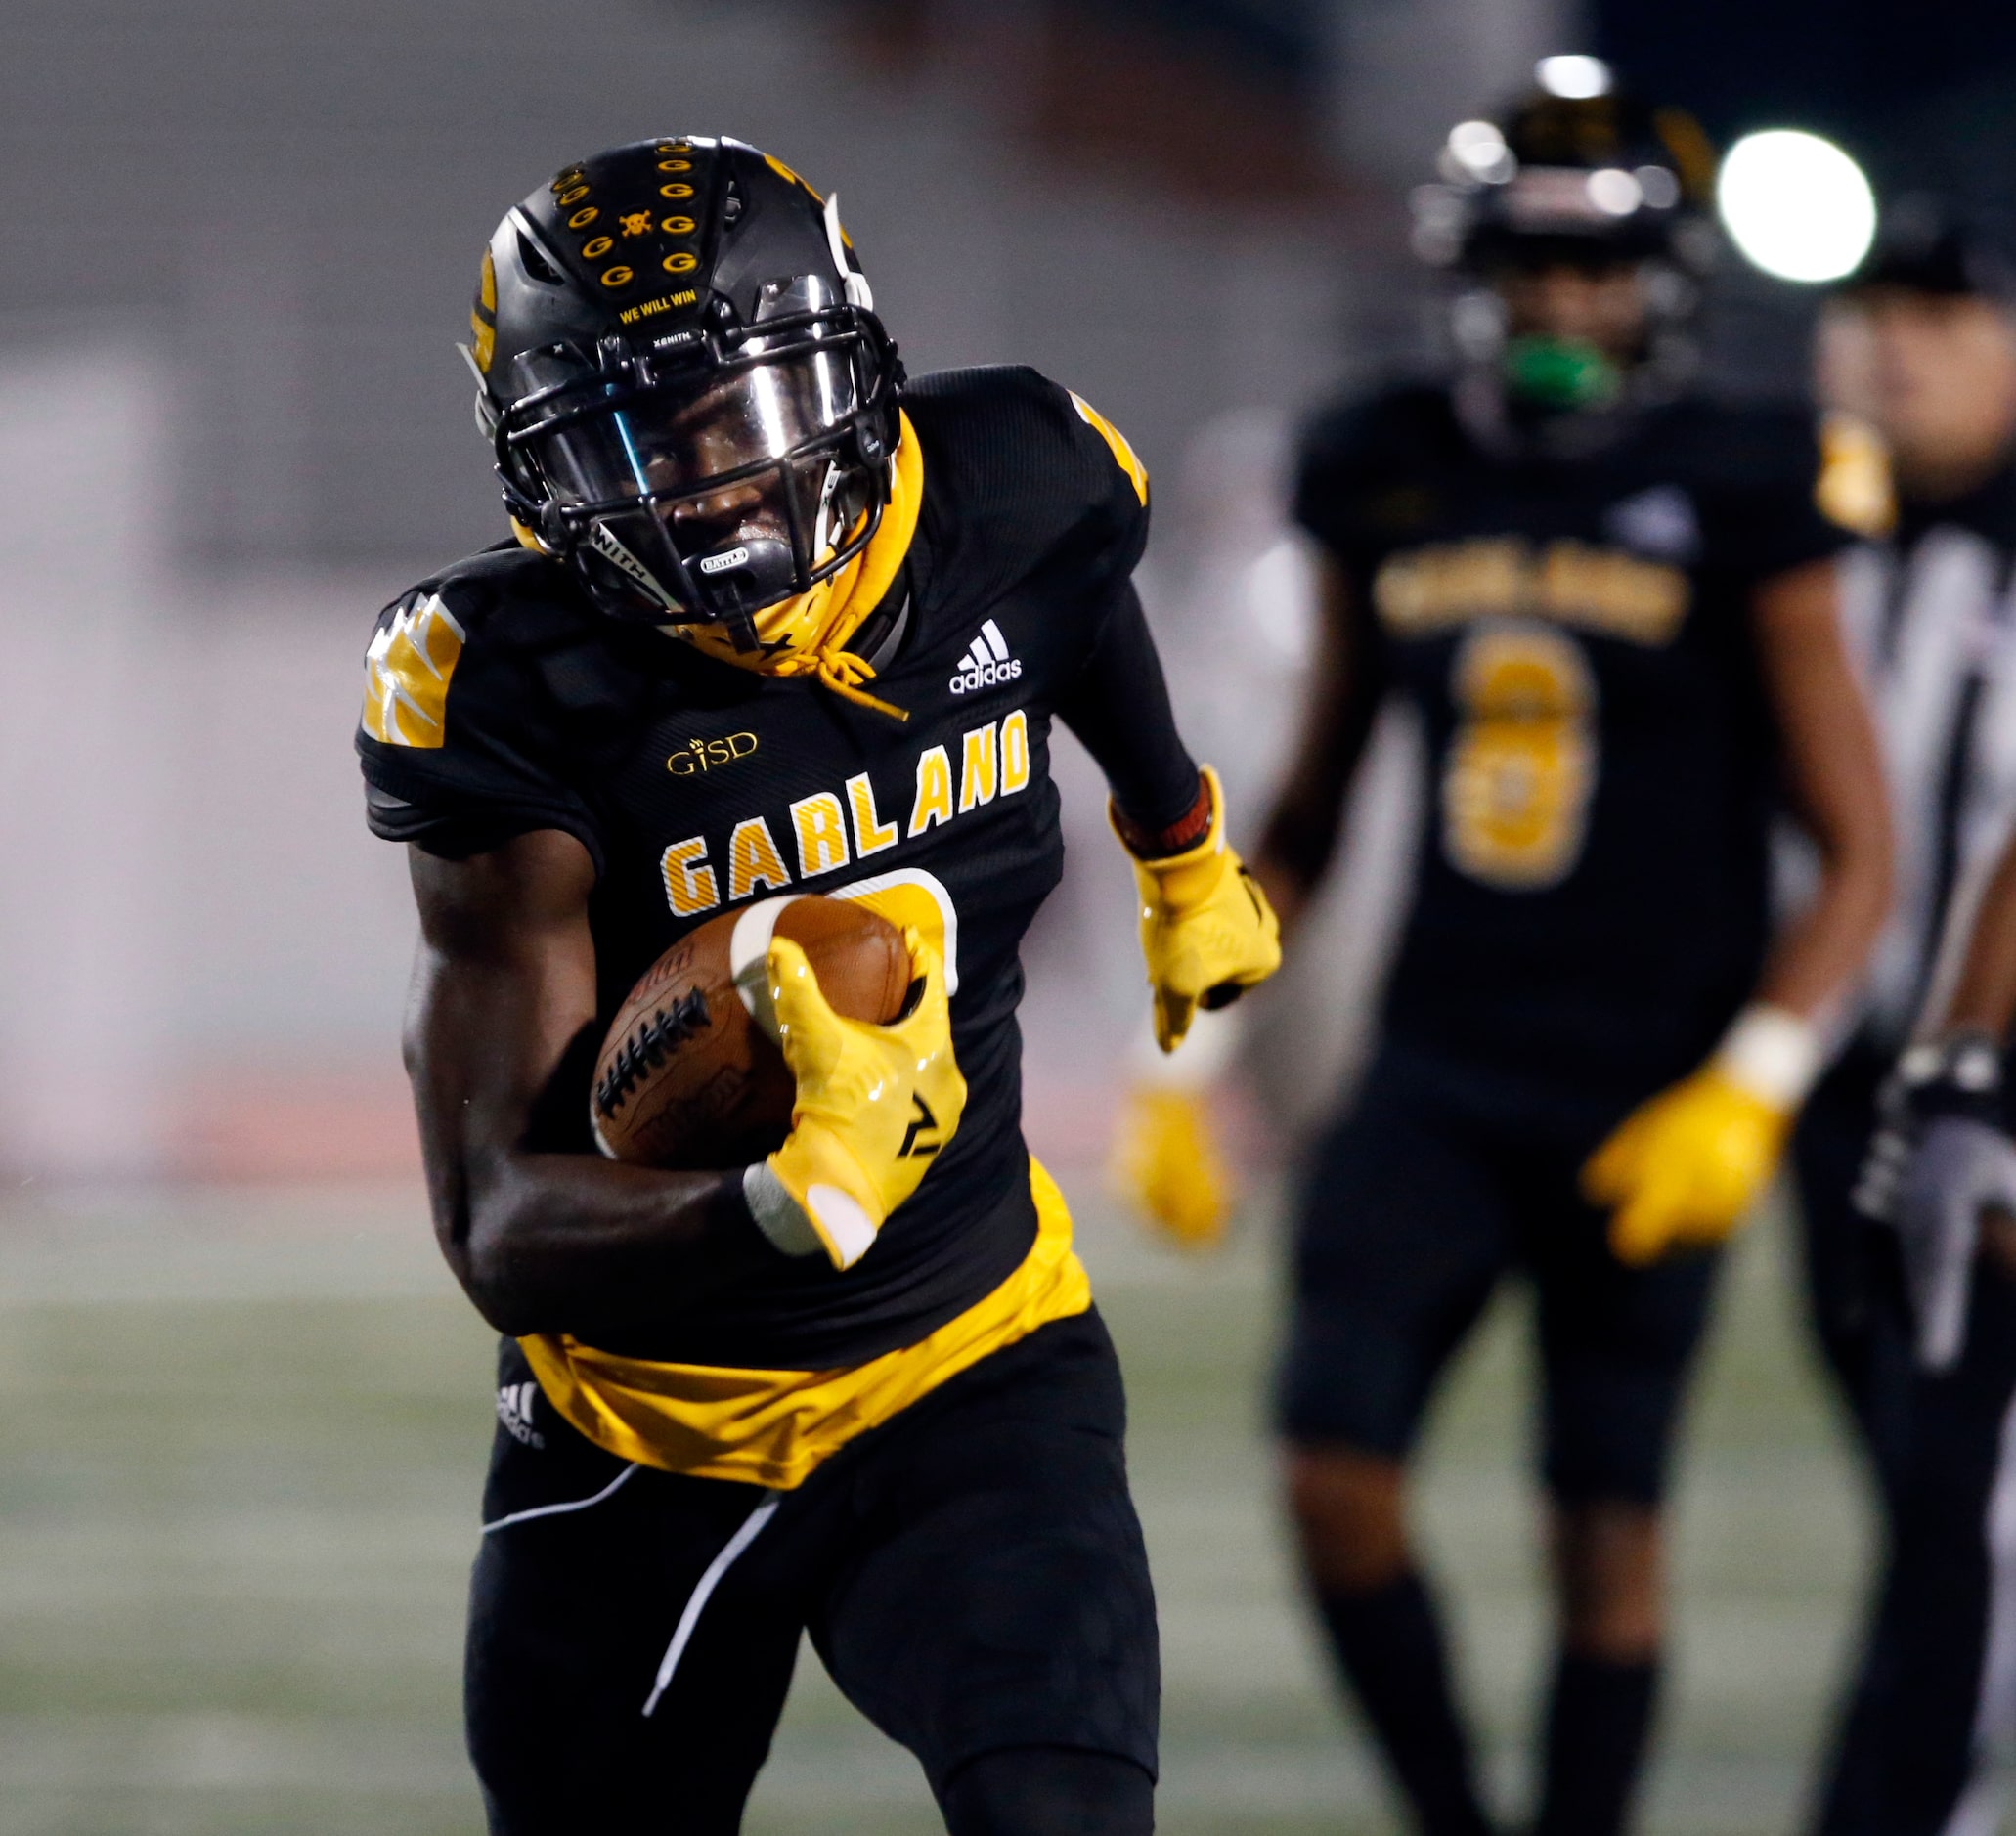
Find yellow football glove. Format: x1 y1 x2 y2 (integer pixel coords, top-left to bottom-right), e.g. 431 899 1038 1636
742 927 967 1271
1118 765 1282 1053
1113 1087 1232 1250
1581 1005 1819 1265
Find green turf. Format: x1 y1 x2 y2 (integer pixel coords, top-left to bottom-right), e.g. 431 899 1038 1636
0 1179 1870 1834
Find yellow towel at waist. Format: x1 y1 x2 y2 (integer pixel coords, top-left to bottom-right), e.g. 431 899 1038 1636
519 1158 1091 1490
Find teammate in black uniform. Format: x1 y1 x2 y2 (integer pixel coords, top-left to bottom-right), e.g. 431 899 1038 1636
355 137 1278 1833
1799 204 2016 1836
1253 77 1892 1835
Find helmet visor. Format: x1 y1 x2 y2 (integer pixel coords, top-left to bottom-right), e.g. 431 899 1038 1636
509 339 881 627
527 346 864 508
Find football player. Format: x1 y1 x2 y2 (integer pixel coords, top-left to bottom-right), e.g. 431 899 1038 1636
1251 74 1892 1836
354 137 1277 1833
1799 203 2016 1836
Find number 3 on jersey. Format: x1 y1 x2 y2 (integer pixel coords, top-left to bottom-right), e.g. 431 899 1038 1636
1440 621 1597 890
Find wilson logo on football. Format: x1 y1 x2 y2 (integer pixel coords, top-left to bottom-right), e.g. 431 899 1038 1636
950 620 1022 695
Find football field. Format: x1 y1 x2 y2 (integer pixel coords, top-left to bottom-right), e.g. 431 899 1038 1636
0 1174 1869 1835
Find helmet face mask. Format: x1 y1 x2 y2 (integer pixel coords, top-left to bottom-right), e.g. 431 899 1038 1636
470 140 903 652
498 307 892 641
1413 77 1717 412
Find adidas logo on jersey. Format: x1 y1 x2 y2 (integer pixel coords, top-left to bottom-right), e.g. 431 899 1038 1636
950 620 1022 694
497 1380 545 1449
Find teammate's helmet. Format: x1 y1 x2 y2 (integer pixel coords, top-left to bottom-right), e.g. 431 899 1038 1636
465 137 902 649
1412 69 1717 278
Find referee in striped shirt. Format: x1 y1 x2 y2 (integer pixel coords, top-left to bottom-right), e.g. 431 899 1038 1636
1799 199 2016 1836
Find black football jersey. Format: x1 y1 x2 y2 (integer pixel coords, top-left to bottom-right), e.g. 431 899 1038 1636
1294 382 1856 1097
358 366 1150 1370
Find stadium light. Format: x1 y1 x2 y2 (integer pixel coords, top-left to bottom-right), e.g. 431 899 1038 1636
1535 56 1612 100
1717 129 1877 284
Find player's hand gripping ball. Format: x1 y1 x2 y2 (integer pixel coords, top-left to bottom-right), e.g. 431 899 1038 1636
1118 765 1282 1053
1580 1067 1789 1265
591 896 913 1170
750 923 967 1270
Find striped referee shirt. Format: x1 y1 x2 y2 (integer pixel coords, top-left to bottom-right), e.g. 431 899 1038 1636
1840 459 2016 1050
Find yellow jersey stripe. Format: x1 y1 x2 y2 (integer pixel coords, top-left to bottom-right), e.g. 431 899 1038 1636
1069 392 1149 507
520 1158 1093 1489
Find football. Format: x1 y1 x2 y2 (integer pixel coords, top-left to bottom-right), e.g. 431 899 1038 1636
590 894 913 1169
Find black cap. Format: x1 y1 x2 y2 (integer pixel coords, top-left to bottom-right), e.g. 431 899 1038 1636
1848 196 2016 301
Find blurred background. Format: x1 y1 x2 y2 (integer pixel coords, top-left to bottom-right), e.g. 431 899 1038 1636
6 1 2016 1830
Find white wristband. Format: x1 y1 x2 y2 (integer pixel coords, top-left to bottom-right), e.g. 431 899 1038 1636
1713 1004 1822 1111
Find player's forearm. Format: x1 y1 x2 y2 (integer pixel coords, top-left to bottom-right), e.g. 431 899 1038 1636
1748 555 1894 1027
1753 832 1891 1021
1253 695 1375 940
1254 762 1357 934
1057 581 1204 838
1251 561 1377 941
447 1151 767 1337
1937 829 2016 1040
403 867 772 1334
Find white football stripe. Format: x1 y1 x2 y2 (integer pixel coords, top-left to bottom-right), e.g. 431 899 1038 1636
727 894 806 1040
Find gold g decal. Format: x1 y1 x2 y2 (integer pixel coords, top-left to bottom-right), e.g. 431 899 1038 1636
660 215 695 234
660 182 694 199
667 732 759 775
583 236 614 258
663 252 697 274
600 265 634 288
568 205 598 229
1441 621 1597 891
657 158 692 172
557 185 589 206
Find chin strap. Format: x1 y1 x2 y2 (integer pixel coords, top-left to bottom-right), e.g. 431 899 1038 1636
657 413 921 719
767 410 923 722
768 642 909 721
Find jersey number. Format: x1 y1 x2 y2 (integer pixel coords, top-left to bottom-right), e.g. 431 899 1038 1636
1440 622 1597 891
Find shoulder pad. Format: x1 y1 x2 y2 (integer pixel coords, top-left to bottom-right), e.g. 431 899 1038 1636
359 546 573 751
904 366 1151 591
1297 380 1454 478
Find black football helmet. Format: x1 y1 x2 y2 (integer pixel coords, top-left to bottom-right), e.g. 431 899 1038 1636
1412 70 1717 276
1409 65 1720 414
464 137 903 648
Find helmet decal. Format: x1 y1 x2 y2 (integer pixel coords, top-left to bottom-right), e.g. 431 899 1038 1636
469 249 498 373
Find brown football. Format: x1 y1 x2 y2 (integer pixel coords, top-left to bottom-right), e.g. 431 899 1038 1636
590 895 912 1170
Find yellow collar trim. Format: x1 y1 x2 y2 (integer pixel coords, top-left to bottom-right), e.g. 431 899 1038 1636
756 409 923 721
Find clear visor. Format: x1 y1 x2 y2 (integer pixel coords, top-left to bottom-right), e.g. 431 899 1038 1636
525 346 863 509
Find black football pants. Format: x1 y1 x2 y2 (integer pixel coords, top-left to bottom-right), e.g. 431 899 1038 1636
464 1308 1158 1834
1795 1056 2016 1836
